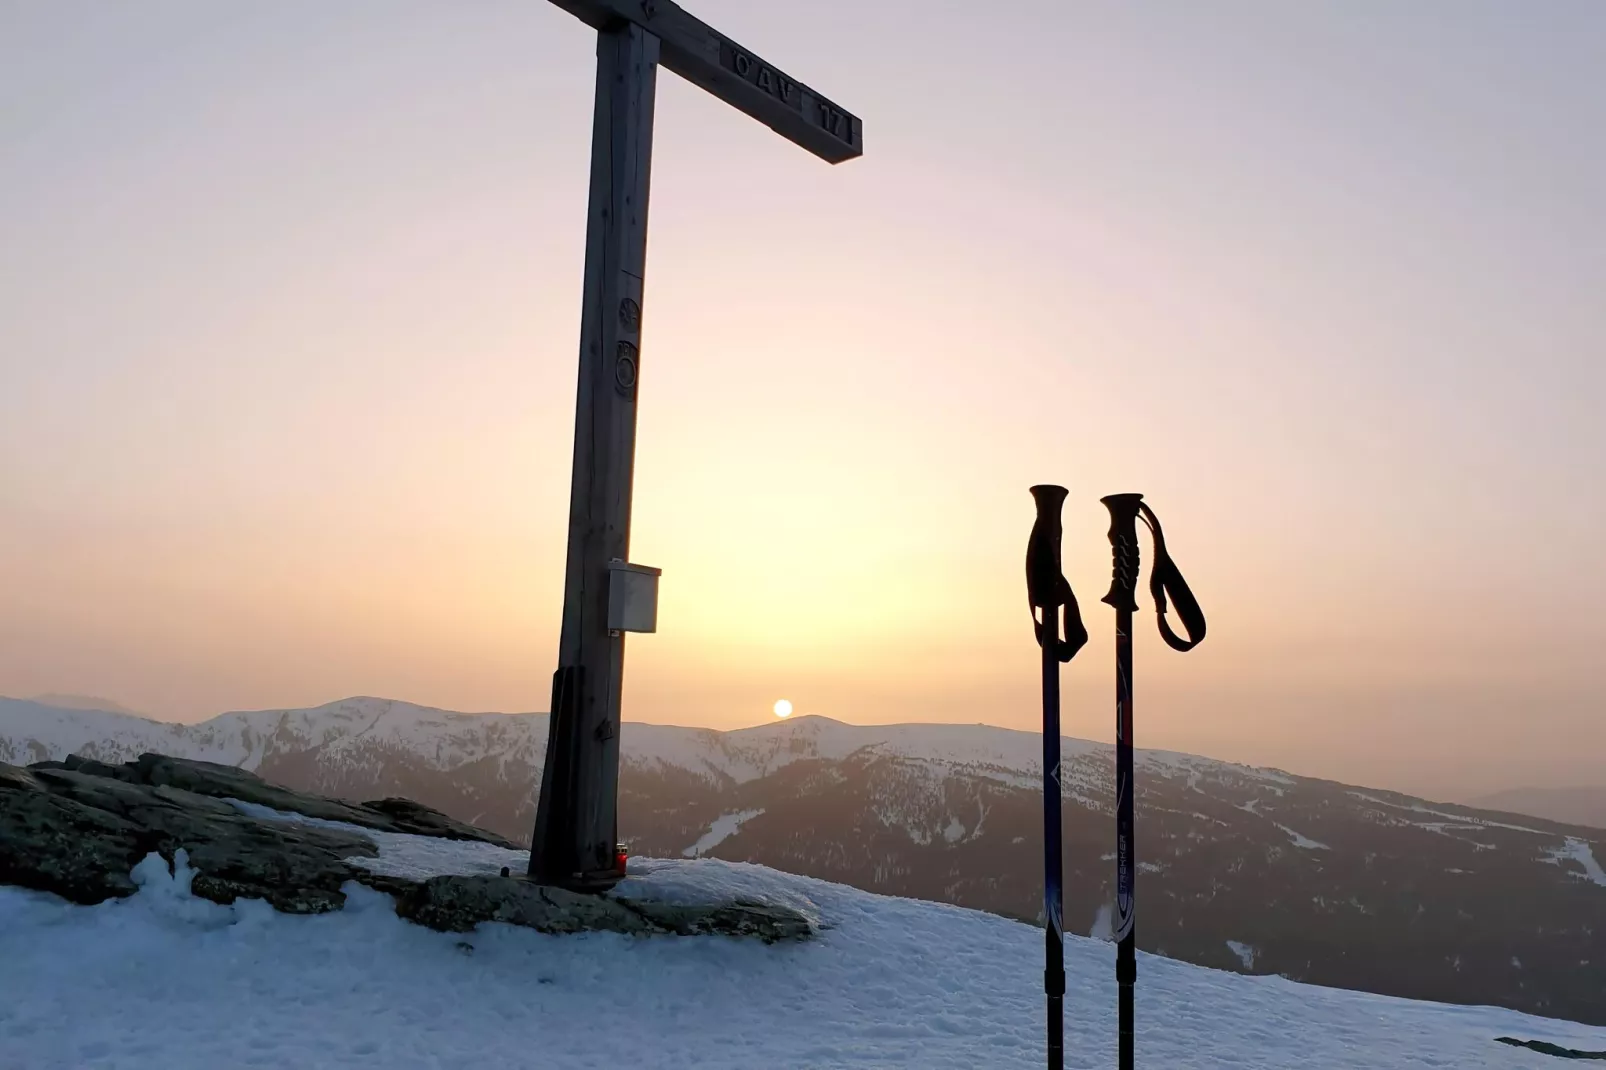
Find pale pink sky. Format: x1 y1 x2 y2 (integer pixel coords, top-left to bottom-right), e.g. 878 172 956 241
2 1 1603 800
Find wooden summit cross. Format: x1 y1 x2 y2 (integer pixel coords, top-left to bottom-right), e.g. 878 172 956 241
530 0 861 892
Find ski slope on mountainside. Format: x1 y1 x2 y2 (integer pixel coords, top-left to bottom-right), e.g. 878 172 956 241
1 809 1601 1069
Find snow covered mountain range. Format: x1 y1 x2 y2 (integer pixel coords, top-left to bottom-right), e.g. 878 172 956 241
4 695 1603 1026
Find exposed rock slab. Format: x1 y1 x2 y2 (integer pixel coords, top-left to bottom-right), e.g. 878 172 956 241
1495 1037 1606 1060
2 760 378 913
125 753 520 848
389 874 814 943
1 753 816 945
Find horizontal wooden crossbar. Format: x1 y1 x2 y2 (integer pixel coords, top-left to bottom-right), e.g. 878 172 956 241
548 0 862 163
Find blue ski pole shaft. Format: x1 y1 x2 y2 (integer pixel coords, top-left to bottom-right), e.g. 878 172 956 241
1027 485 1086 1070
1114 604 1135 1070
1043 625 1065 1070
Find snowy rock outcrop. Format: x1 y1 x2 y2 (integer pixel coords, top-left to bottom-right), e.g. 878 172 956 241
0 753 813 944
0 757 383 912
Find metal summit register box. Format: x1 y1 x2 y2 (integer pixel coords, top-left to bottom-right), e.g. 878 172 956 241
606 559 661 634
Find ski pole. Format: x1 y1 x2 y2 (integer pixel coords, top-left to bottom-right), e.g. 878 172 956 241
1026 485 1088 1070
1099 493 1206 1070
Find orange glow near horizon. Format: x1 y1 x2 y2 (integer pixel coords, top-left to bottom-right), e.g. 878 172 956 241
2 2 1604 803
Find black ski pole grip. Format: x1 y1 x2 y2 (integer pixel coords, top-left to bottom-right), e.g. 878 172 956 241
1100 493 1143 613
1027 485 1088 662
1027 484 1068 612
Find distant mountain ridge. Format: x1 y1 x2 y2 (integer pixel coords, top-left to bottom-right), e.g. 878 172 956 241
3 694 1603 1026
1468 786 1606 831
26 693 145 717
0 694 1292 809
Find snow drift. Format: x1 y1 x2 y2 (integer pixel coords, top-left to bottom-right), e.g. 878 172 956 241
1 816 1602 1069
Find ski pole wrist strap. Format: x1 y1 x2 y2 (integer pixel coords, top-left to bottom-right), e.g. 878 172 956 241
1033 587 1089 663
1137 502 1206 652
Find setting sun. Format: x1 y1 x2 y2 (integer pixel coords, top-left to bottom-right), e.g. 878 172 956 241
773 699 793 719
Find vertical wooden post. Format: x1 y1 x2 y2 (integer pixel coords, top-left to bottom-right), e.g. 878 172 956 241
530 21 659 891
531 0 857 893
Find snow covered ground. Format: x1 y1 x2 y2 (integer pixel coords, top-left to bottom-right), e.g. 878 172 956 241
1540 837 1606 888
1 816 1602 1069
